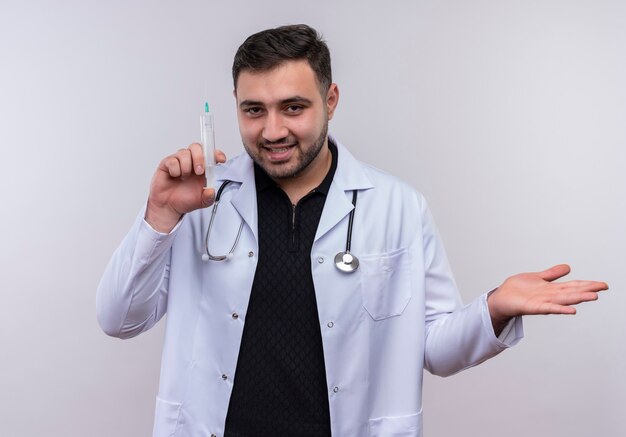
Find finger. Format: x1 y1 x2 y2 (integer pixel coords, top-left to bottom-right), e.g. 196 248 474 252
188 143 205 175
537 302 577 315
552 290 600 306
200 187 216 208
537 264 571 282
563 280 609 293
176 148 193 177
576 292 600 303
215 149 227 164
164 155 182 178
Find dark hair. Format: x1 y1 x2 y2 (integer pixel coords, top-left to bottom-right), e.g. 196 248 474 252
232 24 332 93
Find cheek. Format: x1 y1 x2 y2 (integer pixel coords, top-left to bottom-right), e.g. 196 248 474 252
237 118 260 143
291 114 324 140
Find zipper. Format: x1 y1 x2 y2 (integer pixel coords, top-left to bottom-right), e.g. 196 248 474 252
289 189 316 251
291 203 297 248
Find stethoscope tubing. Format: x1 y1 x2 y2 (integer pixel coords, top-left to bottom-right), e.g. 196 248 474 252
204 180 359 272
203 180 244 261
345 190 357 253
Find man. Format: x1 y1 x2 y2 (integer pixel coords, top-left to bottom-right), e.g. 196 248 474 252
97 24 607 437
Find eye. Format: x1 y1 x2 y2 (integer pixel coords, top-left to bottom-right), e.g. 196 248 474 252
284 105 304 114
243 107 264 117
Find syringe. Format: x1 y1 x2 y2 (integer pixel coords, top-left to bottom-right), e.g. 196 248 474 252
200 102 216 188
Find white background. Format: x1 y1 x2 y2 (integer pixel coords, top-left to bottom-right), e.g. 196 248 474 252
1 1 624 436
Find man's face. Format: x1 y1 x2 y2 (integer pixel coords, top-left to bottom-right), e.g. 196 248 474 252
234 60 338 181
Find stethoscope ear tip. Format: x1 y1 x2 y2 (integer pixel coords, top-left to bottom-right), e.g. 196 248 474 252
201 253 210 262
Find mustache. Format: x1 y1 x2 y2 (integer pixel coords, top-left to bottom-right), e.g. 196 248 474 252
259 137 296 147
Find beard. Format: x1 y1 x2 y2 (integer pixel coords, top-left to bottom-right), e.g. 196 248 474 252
245 119 329 180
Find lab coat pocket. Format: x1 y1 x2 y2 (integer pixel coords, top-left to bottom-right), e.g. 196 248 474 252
360 248 412 320
153 397 182 437
369 411 423 437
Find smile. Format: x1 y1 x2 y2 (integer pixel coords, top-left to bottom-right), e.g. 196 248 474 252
264 145 294 152
262 143 297 161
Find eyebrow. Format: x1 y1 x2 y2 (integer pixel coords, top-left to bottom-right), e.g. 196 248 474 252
239 96 313 109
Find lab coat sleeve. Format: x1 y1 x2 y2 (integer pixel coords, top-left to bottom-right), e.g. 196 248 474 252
419 198 523 377
96 211 182 339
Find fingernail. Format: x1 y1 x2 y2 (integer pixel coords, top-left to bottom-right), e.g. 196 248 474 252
195 165 203 175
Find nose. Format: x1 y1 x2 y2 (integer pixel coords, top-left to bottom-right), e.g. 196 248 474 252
262 112 288 143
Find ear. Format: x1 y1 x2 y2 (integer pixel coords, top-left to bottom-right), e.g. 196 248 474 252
325 83 339 120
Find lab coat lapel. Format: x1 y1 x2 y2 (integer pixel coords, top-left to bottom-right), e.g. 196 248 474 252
217 153 259 242
315 140 373 241
315 182 354 241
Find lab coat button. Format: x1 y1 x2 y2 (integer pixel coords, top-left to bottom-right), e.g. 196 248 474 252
248 251 254 257
333 386 339 393
327 321 334 328
232 313 239 320
221 374 228 380
317 257 324 263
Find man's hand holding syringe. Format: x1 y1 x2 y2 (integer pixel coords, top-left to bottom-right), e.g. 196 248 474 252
145 103 226 233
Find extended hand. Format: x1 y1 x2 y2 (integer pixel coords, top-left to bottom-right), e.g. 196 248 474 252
487 264 608 335
145 143 227 233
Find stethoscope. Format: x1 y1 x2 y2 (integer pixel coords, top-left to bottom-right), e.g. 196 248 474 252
202 180 360 273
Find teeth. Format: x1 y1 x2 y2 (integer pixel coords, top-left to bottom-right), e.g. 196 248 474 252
268 146 291 152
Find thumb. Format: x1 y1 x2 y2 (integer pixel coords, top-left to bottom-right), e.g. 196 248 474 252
537 264 571 282
200 187 216 208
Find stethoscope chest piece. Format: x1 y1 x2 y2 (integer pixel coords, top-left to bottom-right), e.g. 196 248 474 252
334 251 359 273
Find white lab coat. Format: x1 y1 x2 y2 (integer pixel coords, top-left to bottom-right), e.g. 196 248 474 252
97 139 522 437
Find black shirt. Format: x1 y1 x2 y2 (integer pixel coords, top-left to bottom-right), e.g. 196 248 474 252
224 143 338 437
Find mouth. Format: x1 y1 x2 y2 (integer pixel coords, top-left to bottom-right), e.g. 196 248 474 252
262 143 296 161
263 145 293 152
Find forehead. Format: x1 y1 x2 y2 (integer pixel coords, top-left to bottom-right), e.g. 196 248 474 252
235 60 321 103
